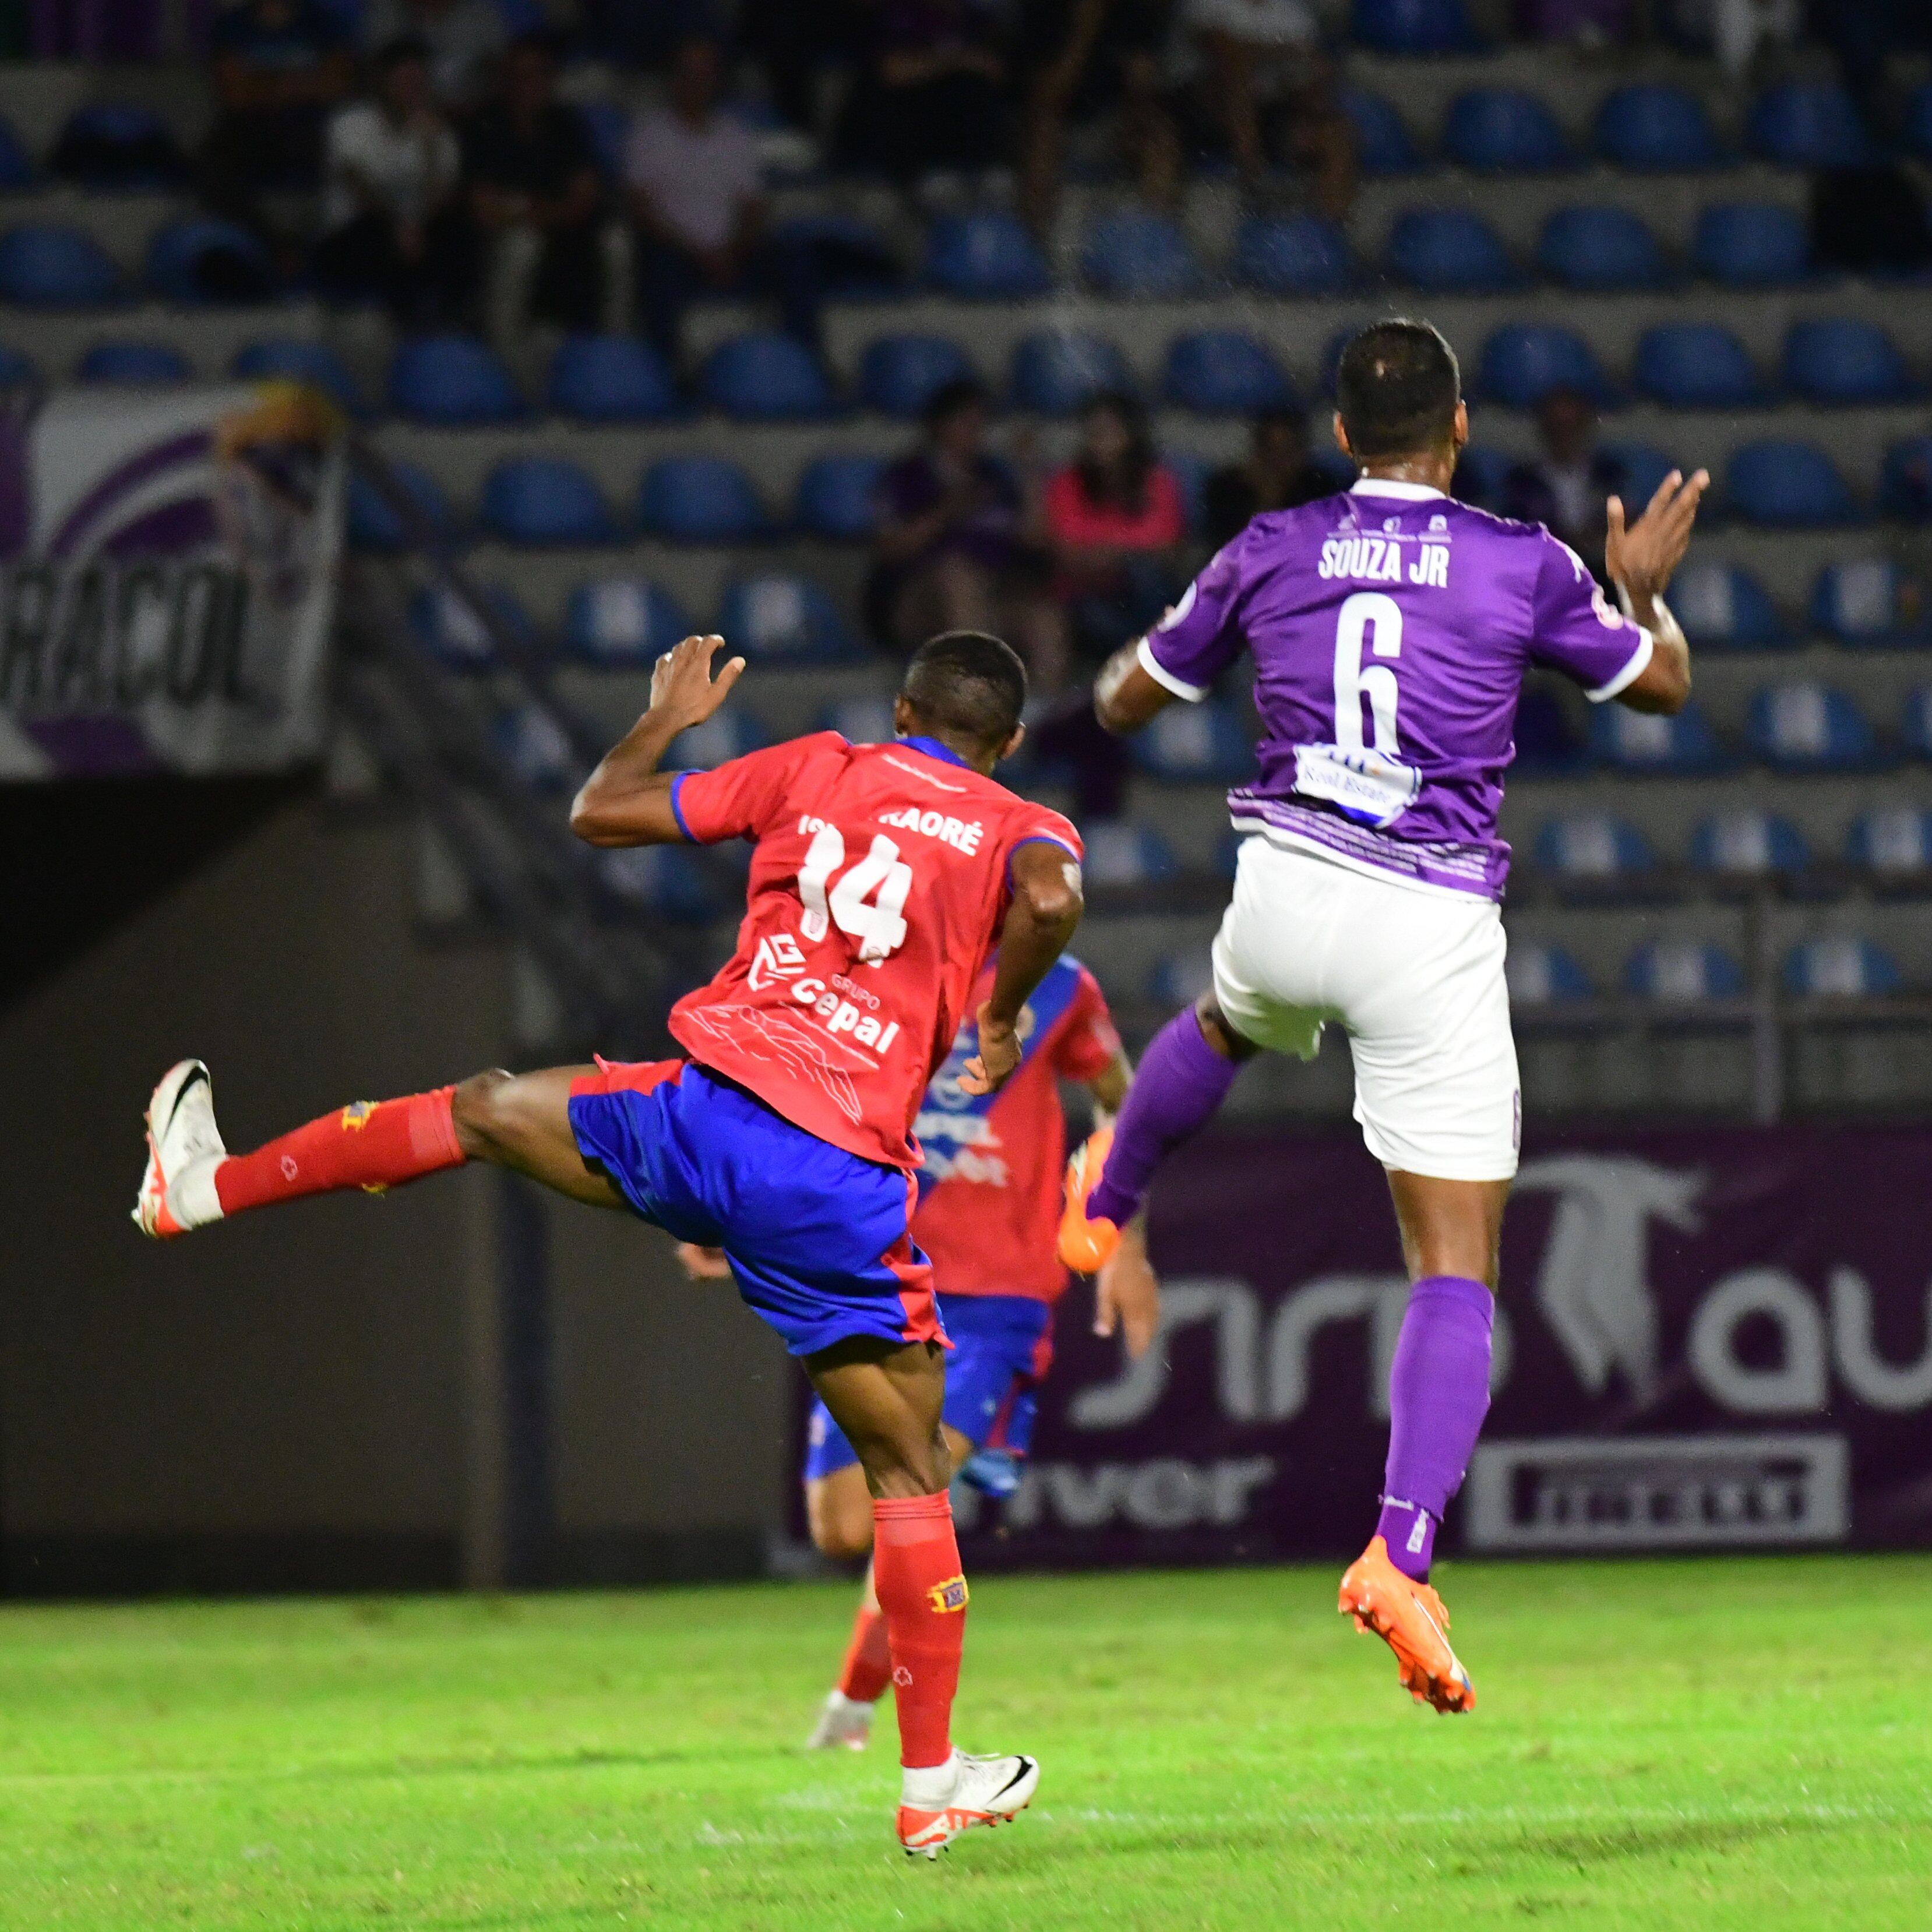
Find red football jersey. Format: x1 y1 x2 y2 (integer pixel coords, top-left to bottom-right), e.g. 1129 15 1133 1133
911 956 1120 1302
668 732 1083 1171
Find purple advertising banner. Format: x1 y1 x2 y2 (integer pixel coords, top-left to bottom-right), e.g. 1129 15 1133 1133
953 1126 1932 1568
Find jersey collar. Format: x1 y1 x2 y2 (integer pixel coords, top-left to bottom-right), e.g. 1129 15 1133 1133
1349 477 1447 501
897 733 970 770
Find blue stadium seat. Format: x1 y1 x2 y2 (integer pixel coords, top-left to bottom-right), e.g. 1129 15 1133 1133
1477 324 1610 408
407 584 532 671
1129 701 1252 783
345 461 455 553
1691 810 1808 879
1626 939 1744 1002
1162 331 1293 414
1595 84 1719 171
387 334 522 424
1748 82 1872 168
859 333 975 418
1537 206 1665 291
1010 329 1132 415
51 101 182 189
1150 951 1215 1009
490 701 574 793
717 573 856 665
1442 89 1571 172
1600 442 1677 511
1590 700 1724 773
1881 436 1932 522
145 216 276 304
1726 442 1860 528
1670 562 1785 650
1080 821 1180 890
1082 208 1200 297
1339 89 1420 174
76 339 190 384
481 456 616 546
1783 318 1914 407
0 343 36 387
820 695 898 745
1811 559 1928 645
1748 682 1878 770
1785 936 1900 998
1450 443 1513 510
599 845 721 924
1506 942 1594 1006
0 114 33 191
1351 0 1472 55
1233 214 1356 294
668 708 768 770
639 456 768 542
700 332 836 421
564 579 692 667
924 210 1052 299
548 334 676 422
231 337 364 415
1692 202 1809 288
1387 208 1518 292
1633 324 1767 410
1512 685 1586 772
1849 806 1932 876
796 453 888 541
1905 688 1932 759
0 223 124 306
1534 813 1657 882
771 211 900 296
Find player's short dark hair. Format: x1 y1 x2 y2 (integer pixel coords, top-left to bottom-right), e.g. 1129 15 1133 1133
1335 319 1461 460
901 630 1027 751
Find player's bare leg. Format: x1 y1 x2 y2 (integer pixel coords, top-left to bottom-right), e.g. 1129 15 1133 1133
134 1058 625 1238
805 1424 974 1752
1339 1171 1507 1715
805 1339 1036 1855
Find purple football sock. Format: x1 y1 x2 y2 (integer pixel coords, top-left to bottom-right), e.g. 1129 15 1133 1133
1087 1007 1238 1228
1376 1275 1494 1581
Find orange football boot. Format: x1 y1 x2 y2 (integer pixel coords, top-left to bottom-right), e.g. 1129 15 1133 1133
1338 1536 1475 1715
1056 1126 1121 1273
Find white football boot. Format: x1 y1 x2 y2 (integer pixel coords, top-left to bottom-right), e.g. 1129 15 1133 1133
804 1689 873 1751
896 1749 1039 1858
132 1059 228 1239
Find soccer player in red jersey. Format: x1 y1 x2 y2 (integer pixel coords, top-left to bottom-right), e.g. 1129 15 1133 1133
681 957 1159 1752
132 630 1088 1857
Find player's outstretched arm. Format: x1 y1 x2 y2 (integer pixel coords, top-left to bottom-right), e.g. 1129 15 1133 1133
569 633 746 847
960 843 1084 1095
1092 637 1176 735
1606 467 1708 717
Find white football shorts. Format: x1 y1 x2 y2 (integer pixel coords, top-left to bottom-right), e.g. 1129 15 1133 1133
1210 834 1521 1181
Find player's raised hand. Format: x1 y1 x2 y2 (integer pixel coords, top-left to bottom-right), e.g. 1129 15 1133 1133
1094 1222 1160 1358
674 1241 731 1281
1606 466 1709 603
958 1003 1023 1095
648 633 746 734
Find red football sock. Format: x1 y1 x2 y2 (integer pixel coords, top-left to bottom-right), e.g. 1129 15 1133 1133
213 1087 466 1216
837 1599 892 1705
873 1493 967 1769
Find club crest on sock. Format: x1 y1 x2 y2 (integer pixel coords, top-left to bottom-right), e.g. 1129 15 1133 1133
926 1575 969 1614
340 1101 380 1130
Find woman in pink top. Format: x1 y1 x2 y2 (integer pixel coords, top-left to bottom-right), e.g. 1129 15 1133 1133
1042 390 1188 661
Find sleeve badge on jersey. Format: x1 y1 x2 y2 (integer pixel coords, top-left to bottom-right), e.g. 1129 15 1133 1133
926 1575 970 1614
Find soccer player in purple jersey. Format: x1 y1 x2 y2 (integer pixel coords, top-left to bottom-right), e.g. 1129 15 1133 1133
1058 320 1707 1712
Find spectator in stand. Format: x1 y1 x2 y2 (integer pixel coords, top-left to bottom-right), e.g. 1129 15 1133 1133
1171 0 1354 217
1201 403 1332 550
866 377 1068 689
1501 387 1628 587
201 0 356 266
462 30 608 346
1043 390 1187 662
736 0 867 136
1015 0 1180 237
838 0 1010 185
362 0 507 110
314 37 476 325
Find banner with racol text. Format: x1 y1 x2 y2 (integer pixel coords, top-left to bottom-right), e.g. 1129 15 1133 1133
950 1126 1932 1567
0 383 344 779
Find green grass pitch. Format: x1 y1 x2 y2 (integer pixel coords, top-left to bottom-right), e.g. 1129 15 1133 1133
0 1556 1927 1930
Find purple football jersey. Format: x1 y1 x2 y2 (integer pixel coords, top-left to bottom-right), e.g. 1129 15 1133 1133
1139 478 1654 898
